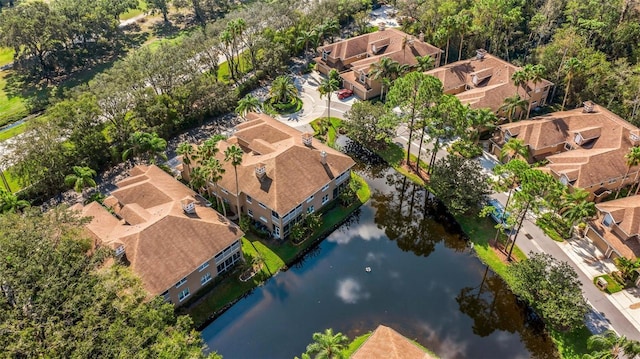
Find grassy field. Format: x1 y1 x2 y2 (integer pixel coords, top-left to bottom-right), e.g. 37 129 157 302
1 168 22 193
0 47 14 67
0 71 29 127
377 143 427 186
0 121 28 141
120 0 148 21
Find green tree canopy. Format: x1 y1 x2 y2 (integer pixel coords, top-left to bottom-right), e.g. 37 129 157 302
304 328 349 359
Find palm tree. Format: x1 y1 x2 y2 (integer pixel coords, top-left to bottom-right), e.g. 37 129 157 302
198 136 221 159
455 11 471 61
500 138 529 162
499 94 528 122
561 194 596 236
584 330 640 359
203 157 226 217
177 142 197 178
511 69 528 97
122 132 167 164
526 64 546 119
0 189 29 214
296 30 317 54
189 166 208 194
305 328 349 359
323 18 339 42
224 144 244 219
64 166 97 195
369 57 399 101
415 55 435 72
318 76 340 122
236 94 262 119
616 146 640 198
562 57 583 111
269 75 299 105
467 108 498 145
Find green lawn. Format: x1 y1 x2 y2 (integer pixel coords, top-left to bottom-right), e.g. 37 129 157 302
341 333 371 357
0 120 28 142
0 71 29 128
376 143 427 186
119 0 148 21
310 117 342 147
217 52 253 83
1 168 22 193
593 274 623 294
0 47 14 67
550 326 592 359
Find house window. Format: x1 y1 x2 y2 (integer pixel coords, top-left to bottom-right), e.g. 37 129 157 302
504 131 512 142
178 288 190 302
564 142 573 151
602 213 613 227
115 245 125 256
359 71 366 83
246 195 252 204
258 202 267 209
175 278 187 288
322 194 329 205
198 261 209 272
248 209 253 217
221 188 229 194
201 272 212 285
574 133 583 145
322 50 329 61
161 290 170 302
273 225 281 238
271 210 279 219
307 195 314 203
307 206 315 214
322 184 330 192
260 216 268 223
559 176 569 185
632 133 640 142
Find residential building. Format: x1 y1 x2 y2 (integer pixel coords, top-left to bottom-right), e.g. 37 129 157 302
351 325 436 359
315 27 442 100
188 112 355 240
492 102 640 199
424 50 553 116
586 196 640 260
72 165 244 305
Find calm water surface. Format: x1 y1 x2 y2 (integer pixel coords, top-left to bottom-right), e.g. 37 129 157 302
201 166 558 359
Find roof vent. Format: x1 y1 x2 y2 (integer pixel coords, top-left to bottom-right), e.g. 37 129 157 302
302 133 313 147
476 49 487 60
320 151 327 165
583 101 595 113
255 163 266 179
181 198 197 214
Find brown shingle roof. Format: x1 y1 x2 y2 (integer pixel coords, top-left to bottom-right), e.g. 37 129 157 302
596 196 640 238
74 165 243 295
425 53 553 112
500 104 640 189
351 325 436 359
214 113 355 214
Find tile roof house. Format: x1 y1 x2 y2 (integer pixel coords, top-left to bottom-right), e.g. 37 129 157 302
424 50 553 116
586 196 640 260
72 165 244 305
315 27 442 100
351 325 436 359
184 113 356 240
492 102 640 199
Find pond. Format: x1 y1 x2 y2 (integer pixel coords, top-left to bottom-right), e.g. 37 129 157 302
201 165 559 359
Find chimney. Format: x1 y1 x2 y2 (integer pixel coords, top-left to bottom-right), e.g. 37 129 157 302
583 101 595 113
302 133 313 147
320 151 327 165
255 163 266 180
181 198 197 214
476 49 487 60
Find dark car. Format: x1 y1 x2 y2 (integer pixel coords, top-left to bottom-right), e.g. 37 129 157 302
337 89 353 100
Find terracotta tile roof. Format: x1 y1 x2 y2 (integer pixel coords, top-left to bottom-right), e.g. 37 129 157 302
73 165 243 296
500 104 640 189
214 113 355 214
351 325 436 359
425 53 552 112
319 28 441 69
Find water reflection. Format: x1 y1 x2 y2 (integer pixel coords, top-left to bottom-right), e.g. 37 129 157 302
456 266 560 358
336 277 370 304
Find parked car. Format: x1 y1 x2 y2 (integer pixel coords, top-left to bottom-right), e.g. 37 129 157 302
337 89 353 100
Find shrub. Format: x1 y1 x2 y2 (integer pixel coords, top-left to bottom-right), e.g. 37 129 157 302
448 140 483 158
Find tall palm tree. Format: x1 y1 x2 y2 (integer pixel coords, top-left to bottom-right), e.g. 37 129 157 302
305 328 349 359
269 75 299 105
369 57 399 101
318 75 340 122
235 94 262 119
561 193 595 236
0 189 29 214
64 166 97 195
224 144 244 219
467 108 498 145
198 136 221 159
584 330 640 359
122 132 167 164
177 142 197 177
296 30 317 54
526 64 546 119
615 146 640 198
415 55 435 72
455 11 471 61
500 138 529 162
499 94 528 122
562 57 583 110
203 157 226 217
511 69 528 97
188 166 207 195
323 18 339 42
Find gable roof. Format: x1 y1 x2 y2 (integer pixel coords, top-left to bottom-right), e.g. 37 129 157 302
213 113 355 214
500 104 640 189
425 52 553 112
73 165 243 295
320 28 442 68
596 196 640 238
351 325 436 359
